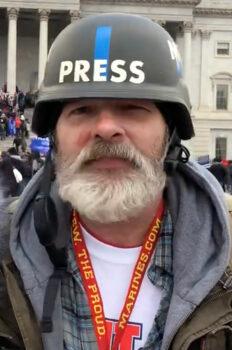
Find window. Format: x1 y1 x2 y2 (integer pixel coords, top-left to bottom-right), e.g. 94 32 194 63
216 84 228 110
211 130 232 161
216 42 230 56
211 73 232 111
215 137 227 160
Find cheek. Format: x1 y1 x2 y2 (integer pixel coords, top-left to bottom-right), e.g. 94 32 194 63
56 122 91 153
131 127 156 144
129 123 167 156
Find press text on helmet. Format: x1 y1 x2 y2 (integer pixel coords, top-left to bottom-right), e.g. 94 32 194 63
59 59 145 84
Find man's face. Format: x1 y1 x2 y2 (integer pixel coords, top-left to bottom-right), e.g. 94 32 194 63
55 98 169 223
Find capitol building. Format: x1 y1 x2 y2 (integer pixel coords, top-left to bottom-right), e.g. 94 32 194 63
0 0 232 161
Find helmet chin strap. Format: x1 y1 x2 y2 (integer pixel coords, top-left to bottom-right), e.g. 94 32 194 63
49 133 56 152
164 129 190 175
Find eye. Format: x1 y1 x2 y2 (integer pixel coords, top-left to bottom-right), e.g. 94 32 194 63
122 104 150 112
71 106 91 115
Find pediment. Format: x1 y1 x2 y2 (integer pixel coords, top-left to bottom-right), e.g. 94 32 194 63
211 72 232 80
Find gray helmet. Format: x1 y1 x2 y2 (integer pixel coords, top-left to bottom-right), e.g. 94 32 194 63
32 13 194 140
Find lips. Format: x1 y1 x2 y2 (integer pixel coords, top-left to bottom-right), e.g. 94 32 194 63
84 157 132 170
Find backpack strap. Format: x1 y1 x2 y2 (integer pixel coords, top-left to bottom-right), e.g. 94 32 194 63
33 151 68 333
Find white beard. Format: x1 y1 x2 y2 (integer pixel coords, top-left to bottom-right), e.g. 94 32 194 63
55 140 168 223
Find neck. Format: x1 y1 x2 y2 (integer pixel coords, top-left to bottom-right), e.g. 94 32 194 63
80 195 163 247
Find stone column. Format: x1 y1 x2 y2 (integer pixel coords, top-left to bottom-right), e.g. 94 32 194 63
175 23 184 58
7 8 19 94
38 9 50 88
199 30 211 110
70 10 80 23
183 22 193 91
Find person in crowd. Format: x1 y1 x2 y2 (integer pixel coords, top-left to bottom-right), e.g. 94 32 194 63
7 147 32 190
7 94 16 111
7 115 15 137
208 161 228 190
0 151 21 197
18 91 26 114
0 14 231 350
13 135 23 154
209 159 232 194
15 114 22 136
31 150 44 175
19 115 28 139
24 117 30 138
0 117 6 140
20 133 27 152
227 161 232 191
21 151 33 181
0 113 7 136
13 133 27 154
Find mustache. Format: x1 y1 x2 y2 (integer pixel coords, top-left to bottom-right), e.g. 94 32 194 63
81 141 143 169
58 140 153 171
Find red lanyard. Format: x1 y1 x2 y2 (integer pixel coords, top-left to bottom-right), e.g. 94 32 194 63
71 199 165 350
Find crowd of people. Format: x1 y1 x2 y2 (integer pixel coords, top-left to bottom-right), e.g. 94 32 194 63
0 147 44 198
0 84 26 113
0 87 30 144
0 86 45 197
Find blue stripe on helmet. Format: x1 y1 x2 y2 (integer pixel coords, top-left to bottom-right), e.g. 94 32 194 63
94 26 112 78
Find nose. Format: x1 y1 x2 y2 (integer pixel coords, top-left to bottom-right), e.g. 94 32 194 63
92 109 125 142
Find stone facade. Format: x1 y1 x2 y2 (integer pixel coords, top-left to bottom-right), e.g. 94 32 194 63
0 0 231 160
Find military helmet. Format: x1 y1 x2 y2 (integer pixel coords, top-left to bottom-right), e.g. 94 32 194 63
32 13 194 140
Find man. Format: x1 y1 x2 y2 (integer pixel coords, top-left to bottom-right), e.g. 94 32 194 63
0 13 232 350
0 151 19 197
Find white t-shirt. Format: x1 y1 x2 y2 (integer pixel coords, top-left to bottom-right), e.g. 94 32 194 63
81 225 162 350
